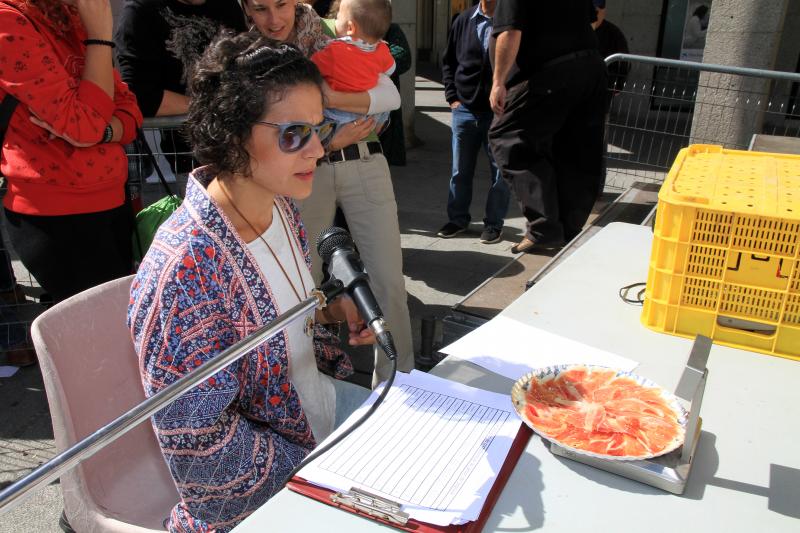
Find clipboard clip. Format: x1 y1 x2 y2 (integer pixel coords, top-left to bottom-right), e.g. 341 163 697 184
330 487 410 526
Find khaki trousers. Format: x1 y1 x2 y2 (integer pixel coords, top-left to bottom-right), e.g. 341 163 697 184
298 146 413 387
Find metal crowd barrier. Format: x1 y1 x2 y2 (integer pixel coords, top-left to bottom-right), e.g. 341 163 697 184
128 115 193 208
603 53 800 191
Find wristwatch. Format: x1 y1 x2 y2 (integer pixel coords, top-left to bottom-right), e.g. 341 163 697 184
101 124 113 144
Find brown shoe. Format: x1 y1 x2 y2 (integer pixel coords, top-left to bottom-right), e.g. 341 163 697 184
0 343 38 367
511 237 564 254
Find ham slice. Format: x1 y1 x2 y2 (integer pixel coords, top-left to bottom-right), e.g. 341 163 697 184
520 366 685 459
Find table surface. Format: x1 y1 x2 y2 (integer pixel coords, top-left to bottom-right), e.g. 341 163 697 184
233 222 800 533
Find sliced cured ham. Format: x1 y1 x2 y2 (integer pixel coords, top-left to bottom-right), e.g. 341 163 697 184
516 366 686 459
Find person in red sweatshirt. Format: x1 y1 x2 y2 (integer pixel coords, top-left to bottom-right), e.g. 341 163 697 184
0 0 143 303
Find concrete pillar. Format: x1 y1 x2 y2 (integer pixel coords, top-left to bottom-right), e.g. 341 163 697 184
393 0 417 145
690 0 790 148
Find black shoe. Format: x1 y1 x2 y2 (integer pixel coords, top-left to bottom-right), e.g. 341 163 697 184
480 227 502 244
436 222 466 238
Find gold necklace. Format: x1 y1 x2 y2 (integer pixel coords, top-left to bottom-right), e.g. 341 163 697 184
219 185 308 304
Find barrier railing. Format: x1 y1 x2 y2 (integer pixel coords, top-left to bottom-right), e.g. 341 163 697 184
603 53 800 191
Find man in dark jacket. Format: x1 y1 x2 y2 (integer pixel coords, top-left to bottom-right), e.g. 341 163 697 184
437 0 510 245
489 0 607 254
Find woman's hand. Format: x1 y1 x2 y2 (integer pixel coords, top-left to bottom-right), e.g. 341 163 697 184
327 118 376 151
29 114 98 147
321 81 371 114
320 295 376 346
71 0 113 40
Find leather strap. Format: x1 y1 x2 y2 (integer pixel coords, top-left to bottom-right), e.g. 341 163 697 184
324 141 383 164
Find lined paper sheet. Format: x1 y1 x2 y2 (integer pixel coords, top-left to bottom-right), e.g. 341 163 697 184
440 315 638 379
296 370 522 526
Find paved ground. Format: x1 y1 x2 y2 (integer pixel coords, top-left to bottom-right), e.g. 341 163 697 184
0 68 532 532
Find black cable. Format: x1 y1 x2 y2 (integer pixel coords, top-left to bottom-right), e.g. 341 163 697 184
618 282 647 305
280 342 398 488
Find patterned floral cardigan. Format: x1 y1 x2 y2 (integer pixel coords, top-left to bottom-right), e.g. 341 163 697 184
128 170 352 532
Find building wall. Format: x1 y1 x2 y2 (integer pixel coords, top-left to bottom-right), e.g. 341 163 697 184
394 0 418 141
604 0 664 56
605 0 799 71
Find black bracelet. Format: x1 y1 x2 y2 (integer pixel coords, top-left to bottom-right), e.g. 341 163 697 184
83 39 115 49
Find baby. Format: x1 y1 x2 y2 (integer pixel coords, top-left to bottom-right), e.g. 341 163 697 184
312 0 396 132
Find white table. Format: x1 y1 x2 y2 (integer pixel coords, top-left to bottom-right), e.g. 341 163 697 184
234 222 800 532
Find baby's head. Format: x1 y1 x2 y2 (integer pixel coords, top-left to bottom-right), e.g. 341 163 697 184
334 0 392 43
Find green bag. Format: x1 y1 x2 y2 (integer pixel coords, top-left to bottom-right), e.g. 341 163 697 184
133 194 182 262
131 128 183 263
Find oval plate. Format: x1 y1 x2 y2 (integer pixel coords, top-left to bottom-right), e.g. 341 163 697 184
511 365 688 461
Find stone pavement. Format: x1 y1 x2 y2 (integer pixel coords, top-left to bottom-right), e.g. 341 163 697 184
0 68 530 532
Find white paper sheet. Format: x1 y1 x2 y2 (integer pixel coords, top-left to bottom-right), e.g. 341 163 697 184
440 315 639 380
296 370 522 526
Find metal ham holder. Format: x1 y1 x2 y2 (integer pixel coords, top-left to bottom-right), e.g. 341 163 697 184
549 335 711 495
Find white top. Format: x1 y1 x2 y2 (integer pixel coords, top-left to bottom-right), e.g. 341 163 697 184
246 204 336 442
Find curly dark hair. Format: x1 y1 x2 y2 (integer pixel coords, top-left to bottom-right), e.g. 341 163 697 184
186 31 324 178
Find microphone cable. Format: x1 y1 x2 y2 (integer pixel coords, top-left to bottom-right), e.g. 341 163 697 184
280 333 398 488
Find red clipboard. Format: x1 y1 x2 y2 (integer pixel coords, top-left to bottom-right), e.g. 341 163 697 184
286 423 533 532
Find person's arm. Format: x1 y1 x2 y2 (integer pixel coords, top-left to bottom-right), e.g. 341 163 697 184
441 15 461 108
110 69 144 144
323 73 400 115
129 243 311 530
156 90 190 116
114 0 180 116
0 5 115 145
77 0 115 98
367 74 401 113
490 29 521 115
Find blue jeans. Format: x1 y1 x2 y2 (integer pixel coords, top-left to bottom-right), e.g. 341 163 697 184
447 105 510 230
332 378 372 429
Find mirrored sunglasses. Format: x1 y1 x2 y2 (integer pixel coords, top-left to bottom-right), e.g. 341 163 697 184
255 120 338 153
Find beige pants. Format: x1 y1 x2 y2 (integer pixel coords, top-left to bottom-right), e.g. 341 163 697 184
298 145 414 387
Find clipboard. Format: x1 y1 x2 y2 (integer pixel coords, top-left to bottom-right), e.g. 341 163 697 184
286 423 533 532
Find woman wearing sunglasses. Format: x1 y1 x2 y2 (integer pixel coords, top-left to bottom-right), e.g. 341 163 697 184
243 0 414 388
128 32 373 532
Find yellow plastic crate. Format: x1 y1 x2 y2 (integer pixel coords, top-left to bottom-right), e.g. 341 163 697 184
642 144 800 361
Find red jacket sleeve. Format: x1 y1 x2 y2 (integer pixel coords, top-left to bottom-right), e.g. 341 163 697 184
111 69 143 145
0 6 115 144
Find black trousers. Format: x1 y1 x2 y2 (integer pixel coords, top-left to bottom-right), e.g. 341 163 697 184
489 53 608 243
4 204 133 302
